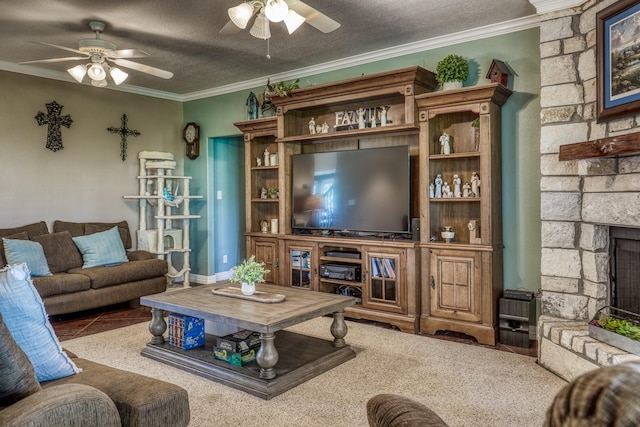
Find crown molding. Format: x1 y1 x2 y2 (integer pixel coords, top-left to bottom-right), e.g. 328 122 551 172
181 14 540 102
528 0 587 14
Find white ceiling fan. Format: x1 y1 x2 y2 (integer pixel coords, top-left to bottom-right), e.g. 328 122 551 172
19 21 173 87
220 0 340 40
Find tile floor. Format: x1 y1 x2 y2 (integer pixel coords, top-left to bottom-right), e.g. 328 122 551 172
50 303 537 357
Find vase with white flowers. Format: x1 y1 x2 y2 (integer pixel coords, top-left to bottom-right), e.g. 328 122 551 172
229 255 270 295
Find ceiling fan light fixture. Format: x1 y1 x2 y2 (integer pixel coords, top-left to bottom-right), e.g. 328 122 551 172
91 78 107 88
110 67 128 85
228 2 255 29
87 63 107 81
284 9 305 34
250 11 271 40
264 0 288 23
67 64 87 83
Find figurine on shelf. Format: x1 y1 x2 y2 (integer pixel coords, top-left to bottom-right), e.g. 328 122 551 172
246 92 259 120
429 183 435 198
264 148 270 166
440 132 451 155
256 157 262 166
463 182 471 198
471 171 481 197
371 114 376 128
260 187 267 199
434 174 443 198
453 174 462 198
442 182 453 198
357 108 366 129
309 117 316 134
468 219 481 244
321 122 329 133
380 106 389 126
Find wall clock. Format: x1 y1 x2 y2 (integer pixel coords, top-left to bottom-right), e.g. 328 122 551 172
183 122 200 160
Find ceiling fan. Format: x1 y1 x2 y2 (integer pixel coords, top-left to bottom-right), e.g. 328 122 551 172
19 21 173 87
221 0 340 40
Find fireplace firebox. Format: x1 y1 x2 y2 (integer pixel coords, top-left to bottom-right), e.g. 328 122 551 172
610 227 640 315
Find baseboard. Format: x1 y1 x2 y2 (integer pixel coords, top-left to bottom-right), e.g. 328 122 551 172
189 271 231 285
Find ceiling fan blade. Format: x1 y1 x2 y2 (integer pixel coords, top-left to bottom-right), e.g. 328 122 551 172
20 56 88 64
113 59 173 79
29 41 86 55
288 0 340 33
219 20 243 35
105 49 151 59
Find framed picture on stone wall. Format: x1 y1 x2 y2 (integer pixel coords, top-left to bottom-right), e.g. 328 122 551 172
597 0 640 121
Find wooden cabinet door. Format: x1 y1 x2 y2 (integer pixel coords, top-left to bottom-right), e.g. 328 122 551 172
284 241 318 291
429 249 482 322
362 247 406 314
250 237 279 285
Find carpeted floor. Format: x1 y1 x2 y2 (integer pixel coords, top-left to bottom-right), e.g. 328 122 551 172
62 317 566 427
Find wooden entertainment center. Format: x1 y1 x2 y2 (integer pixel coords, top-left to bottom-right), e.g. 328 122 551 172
235 66 511 344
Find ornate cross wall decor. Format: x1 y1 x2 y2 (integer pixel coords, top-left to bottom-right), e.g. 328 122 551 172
107 114 140 161
35 101 73 152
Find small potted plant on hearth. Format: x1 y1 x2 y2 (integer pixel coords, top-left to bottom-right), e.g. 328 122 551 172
589 306 640 355
230 255 270 296
436 54 469 90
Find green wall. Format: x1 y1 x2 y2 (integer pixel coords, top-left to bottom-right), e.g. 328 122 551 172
184 27 541 291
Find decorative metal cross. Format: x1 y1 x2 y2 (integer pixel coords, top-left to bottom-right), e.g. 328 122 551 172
35 101 73 152
107 114 140 161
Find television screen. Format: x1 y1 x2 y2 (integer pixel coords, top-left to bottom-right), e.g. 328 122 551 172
291 145 410 234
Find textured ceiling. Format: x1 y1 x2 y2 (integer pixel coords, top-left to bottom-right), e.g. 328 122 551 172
0 0 537 98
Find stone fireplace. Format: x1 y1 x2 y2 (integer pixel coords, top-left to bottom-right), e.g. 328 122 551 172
536 0 640 381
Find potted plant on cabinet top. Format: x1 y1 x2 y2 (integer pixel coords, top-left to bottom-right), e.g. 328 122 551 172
230 255 270 296
436 54 469 90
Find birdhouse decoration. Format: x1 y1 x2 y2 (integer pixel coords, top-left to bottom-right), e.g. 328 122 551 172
486 59 510 86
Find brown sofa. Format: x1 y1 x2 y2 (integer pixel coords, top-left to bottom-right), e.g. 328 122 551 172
0 312 190 427
0 220 168 316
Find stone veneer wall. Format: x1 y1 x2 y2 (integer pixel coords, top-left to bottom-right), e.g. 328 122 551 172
537 0 640 381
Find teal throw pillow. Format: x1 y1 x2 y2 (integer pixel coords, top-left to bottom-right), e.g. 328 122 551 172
0 263 79 382
72 226 128 268
2 238 52 277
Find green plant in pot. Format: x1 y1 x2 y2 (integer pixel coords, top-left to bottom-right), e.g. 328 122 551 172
268 188 279 198
436 54 469 90
230 255 270 295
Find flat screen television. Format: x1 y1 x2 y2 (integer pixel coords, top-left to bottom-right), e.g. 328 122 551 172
291 145 410 235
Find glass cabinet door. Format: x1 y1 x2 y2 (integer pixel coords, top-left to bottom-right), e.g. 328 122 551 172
363 248 405 314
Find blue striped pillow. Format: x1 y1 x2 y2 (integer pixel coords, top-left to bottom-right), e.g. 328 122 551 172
0 263 79 382
2 238 52 277
72 226 128 268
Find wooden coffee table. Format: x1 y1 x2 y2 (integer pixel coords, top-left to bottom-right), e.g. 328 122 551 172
139 283 356 399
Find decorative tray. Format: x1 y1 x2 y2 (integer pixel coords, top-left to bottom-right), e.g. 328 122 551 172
211 286 286 303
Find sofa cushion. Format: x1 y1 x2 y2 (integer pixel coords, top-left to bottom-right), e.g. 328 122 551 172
72 227 129 269
0 222 49 239
31 231 83 273
0 263 79 382
0 312 41 406
31 272 92 298
68 259 168 290
0 231 28 269
43 357 190 427
53 220 132 249
2 238 52 277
